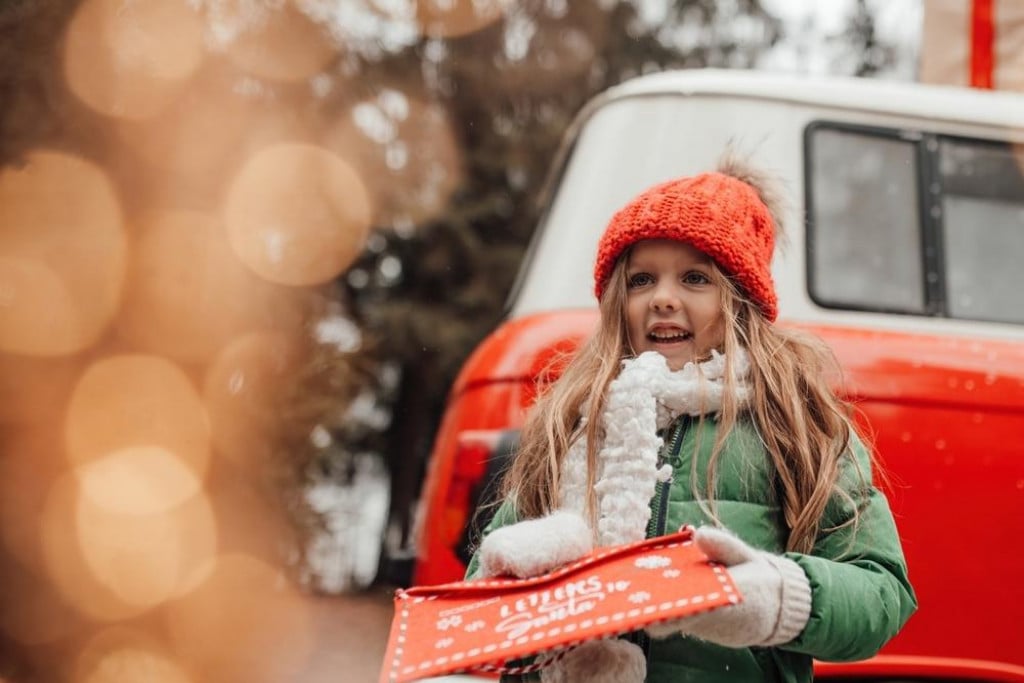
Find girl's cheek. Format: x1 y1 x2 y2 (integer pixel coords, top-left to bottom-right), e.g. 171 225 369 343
704 323 726 354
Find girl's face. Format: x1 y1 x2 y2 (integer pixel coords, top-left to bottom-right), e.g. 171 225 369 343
624 239 724 370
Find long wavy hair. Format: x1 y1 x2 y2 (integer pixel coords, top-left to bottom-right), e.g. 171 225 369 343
500 160 868 554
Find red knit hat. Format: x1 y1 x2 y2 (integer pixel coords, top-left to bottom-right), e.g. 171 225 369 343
593 171 778 321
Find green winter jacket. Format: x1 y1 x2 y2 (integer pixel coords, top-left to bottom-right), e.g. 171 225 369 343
465 414 917 682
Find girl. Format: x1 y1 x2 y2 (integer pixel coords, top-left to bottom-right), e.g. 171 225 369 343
465 158 917 682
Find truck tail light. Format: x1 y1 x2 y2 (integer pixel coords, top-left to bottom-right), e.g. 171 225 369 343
439 431 502 550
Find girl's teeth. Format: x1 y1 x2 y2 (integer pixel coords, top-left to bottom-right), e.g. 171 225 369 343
650 332 689 342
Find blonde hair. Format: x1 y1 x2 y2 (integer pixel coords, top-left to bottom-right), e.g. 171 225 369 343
503 265 630 525
706 269 865 553
501 161 867 554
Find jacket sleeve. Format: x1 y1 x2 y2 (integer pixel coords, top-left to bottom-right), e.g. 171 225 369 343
462 500 541 683
780 434 918 661
463 498 520 580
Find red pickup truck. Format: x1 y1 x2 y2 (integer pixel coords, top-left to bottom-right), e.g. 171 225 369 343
411 70 1024 681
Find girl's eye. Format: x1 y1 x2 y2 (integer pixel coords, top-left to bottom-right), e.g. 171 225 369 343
683 271 710 285
628 272 653 288
682 271 711 285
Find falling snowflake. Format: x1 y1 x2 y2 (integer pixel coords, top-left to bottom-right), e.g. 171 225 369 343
464 620 485 632
634 555 671 569
662 569 681 579
435 637 455 649
628 591 652 604
436 615 463 631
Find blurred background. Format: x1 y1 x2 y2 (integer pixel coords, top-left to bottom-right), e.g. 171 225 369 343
0 0 1005 680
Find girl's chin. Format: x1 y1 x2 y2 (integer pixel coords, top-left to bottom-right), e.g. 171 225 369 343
664 356 694 371
642 345 699 371
643 345 724 371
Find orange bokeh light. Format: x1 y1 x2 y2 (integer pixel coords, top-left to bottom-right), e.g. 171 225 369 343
416 0 508 38
41 473 149 622
116 210 304 363
165 553 314 682
75 485 217 610
42 471 218 621
75 446 202 516
224 143 372 286
115 73 257 195
114 71 317 205
75 628 193 683
202 331 299 465
325 89 463 230
64 355 211 478
221 0 337 82
63 0 205 119
0 150 125 356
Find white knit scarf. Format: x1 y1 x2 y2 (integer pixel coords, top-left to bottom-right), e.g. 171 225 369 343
558 349 751 547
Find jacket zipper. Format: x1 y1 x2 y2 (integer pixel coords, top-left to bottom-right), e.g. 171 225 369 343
638 416 687 664
647 416 685 539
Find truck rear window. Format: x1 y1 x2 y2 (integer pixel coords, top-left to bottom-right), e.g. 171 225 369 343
806 123 1024 325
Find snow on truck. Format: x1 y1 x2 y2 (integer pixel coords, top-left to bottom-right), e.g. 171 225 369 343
410 70 1024 680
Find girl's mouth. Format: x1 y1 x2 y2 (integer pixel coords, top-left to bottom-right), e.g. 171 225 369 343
647 330 693 344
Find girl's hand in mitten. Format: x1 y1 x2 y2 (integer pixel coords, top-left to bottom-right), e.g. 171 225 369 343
646 526 812 647
477 511 593 579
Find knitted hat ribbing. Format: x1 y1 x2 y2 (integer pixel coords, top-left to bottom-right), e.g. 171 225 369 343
593 172 778 321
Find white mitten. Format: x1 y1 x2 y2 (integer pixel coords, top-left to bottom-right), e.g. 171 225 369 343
477 511 593 579
646 526 812 647
540 639 646 683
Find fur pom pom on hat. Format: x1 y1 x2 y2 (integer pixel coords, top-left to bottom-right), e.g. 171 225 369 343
593 171 779 321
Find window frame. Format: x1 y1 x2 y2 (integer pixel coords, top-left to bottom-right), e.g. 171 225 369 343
804 121 1023 325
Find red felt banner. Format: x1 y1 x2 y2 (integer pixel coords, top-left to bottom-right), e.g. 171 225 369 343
379 528 740 683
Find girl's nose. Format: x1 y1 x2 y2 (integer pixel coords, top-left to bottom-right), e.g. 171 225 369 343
650 283 680 311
